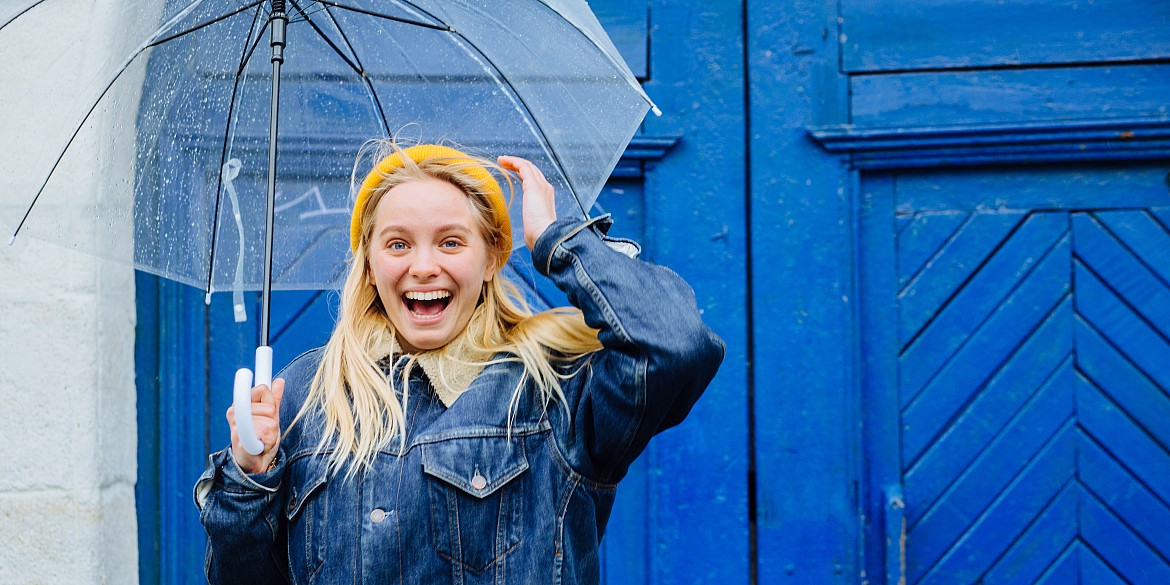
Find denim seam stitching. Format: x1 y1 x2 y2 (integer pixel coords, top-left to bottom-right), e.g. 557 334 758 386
568 254 633 344
606 351 648 483
555 476 580 554
543 429 617 492
543 216 609 275
567 252 645 479
410 422 550 446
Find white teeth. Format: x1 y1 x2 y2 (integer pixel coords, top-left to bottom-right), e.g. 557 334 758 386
404 290 451 301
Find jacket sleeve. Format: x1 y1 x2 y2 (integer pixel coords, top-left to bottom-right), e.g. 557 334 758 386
194 447 290 584
533 215 725 484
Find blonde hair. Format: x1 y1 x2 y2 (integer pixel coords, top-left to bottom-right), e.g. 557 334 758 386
290 140 602 475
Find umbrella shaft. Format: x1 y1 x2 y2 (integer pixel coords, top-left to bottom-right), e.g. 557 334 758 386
260 8 288 347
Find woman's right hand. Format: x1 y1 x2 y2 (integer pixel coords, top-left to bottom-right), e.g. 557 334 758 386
226 378 285 474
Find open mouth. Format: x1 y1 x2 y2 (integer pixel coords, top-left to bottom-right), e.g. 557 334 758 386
403 290 452 320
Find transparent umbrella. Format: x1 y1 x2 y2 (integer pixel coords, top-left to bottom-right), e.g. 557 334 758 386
1 0 655 453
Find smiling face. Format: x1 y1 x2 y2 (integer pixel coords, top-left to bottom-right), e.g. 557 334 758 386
366 177 498 353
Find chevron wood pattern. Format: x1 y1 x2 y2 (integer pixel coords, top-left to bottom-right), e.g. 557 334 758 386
894 207 1170 584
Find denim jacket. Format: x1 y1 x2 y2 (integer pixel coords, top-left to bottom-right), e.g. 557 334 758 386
194 216 725 585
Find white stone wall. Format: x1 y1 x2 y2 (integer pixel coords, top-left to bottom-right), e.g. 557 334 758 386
0 0 142 583
0 241 137 584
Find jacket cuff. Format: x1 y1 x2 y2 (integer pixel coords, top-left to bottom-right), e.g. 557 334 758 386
194 447 284 509
533 214 640 277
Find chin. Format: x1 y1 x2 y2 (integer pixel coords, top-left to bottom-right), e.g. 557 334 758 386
396 328 453 353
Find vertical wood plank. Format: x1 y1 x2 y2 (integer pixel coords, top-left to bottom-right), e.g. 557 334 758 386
207 293 255 454
157 279 213 583
640 1 750 582
591 0 649 79
134 272 162 585
747 0 857 582
858 174 902 584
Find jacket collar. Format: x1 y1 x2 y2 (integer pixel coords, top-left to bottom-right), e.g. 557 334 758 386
371 310 494 407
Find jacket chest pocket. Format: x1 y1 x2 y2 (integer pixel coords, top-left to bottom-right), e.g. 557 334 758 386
286 456 328 582
422 436 529 573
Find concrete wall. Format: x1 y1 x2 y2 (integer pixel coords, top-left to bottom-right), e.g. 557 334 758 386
0 0 141 582
0 241 137 584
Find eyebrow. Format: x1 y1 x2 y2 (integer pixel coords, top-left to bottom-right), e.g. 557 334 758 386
378 224 474 237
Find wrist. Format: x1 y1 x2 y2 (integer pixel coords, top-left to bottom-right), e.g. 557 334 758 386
221 447 283 492
265 450 280 473
525 217 555 250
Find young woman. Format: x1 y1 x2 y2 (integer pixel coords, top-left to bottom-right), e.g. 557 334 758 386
195 142 724 584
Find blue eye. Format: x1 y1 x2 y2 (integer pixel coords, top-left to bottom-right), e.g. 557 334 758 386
388 241 407 251
440 240 461 249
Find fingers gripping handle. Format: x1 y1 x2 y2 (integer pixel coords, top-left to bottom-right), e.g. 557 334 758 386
232 369 264 455
254 346 273 388
232 346 273 456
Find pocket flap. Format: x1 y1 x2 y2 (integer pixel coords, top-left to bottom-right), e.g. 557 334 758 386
286 455 328 521
422 437 528 499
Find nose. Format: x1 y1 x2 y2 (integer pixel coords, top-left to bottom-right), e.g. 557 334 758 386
408 247 441 279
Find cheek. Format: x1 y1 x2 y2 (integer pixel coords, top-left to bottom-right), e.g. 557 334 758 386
369 260 402 295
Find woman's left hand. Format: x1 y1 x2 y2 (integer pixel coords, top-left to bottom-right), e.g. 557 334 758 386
498 155 556 250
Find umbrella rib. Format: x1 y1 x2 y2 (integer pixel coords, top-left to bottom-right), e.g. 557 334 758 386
311 1 391 136
287 0 363 75
237 17 271 77
147 0 266 48
205 3 268 297
390 0 653 116
8 0 215 245
0 0 49 31
446 28 588 218
309 0 448 31
380 0 445 30
386 0 588 217
528 1 658 114
285 0 326 23
285 0 319 24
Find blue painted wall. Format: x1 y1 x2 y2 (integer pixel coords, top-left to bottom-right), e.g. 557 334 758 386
136 0 1170 583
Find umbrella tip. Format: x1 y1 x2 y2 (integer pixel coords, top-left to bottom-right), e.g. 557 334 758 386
651 105 662 117
6 234 14 246
205 292 212 305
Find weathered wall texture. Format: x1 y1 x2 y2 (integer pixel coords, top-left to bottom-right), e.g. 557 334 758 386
0 0 139 582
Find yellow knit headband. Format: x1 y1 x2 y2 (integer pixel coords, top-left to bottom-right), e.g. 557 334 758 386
351 144 511 254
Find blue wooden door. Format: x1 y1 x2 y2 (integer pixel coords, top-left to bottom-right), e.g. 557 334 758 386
859 166 1170 584
768 0 1170 581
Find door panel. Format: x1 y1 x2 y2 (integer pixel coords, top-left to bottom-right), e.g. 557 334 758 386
839 0 1170 72
851 64 1170 128
861 165 1170 584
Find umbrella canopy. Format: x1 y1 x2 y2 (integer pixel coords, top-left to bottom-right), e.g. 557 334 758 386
0 0 654 296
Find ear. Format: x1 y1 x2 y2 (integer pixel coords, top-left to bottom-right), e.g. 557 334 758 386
483 253 498 283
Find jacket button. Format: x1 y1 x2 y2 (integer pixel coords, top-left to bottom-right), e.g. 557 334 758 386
370 508 387 523
471 473 487 491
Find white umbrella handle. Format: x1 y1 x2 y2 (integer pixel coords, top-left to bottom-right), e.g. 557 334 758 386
232 346 272 456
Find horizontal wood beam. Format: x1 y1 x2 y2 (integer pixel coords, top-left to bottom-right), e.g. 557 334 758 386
612 134 681 177
808 117 1170 170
